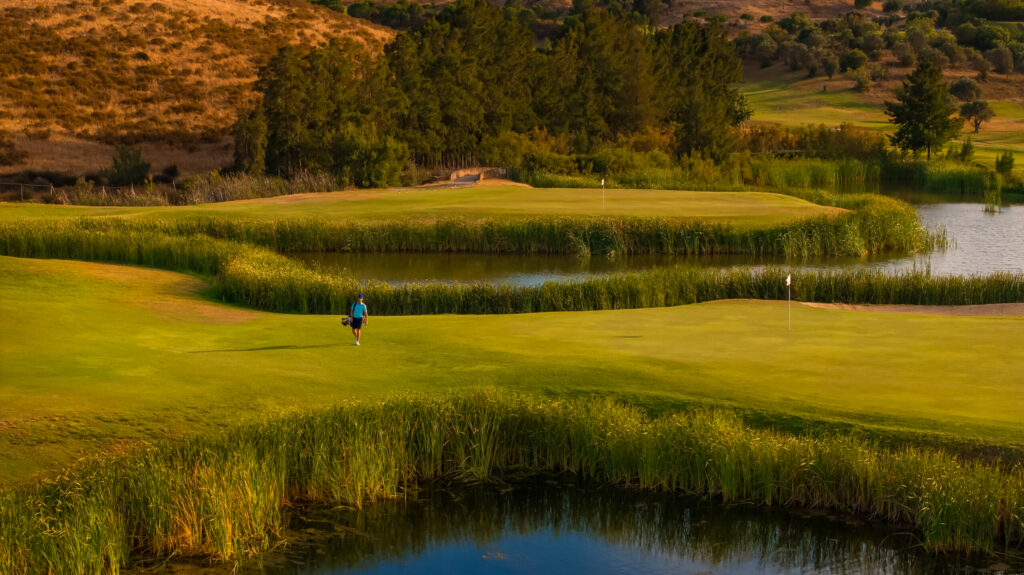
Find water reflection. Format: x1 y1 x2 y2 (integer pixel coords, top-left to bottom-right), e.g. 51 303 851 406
293 201 1023 286
212 482 1021 575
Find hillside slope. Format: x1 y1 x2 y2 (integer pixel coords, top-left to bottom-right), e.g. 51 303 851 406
0 0 392 177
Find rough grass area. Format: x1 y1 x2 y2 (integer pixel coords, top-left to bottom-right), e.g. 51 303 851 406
0 0 391 176
0 186 842 227
1 257 1022 484
1 391 1021 575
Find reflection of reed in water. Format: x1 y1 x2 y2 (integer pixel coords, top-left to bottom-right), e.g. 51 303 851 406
262 482 969 575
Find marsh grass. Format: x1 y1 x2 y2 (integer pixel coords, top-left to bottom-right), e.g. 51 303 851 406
518 159 994 197
0 392 1021 574
0 218 1018 315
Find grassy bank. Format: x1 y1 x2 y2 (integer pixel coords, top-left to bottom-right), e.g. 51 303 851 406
3 256 1023 482
1 218 1017 316
0 187 930 259
1 391 1021 574
0 186 838 226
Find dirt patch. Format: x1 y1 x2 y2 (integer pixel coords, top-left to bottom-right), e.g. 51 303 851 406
801 302 1024 317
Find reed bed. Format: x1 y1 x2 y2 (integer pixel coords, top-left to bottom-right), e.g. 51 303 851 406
1 219 1019 315
0 392 1021 574
748 158 883 193
518 159 993 197
219 255 1024 314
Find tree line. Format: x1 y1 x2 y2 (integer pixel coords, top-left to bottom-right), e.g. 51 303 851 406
234 0 749 186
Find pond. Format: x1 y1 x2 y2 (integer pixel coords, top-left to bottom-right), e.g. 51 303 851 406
156 481 1023 575
293 200 1024 286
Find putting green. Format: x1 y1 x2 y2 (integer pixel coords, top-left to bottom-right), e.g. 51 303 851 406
2 256 1022 484
0 186 839 228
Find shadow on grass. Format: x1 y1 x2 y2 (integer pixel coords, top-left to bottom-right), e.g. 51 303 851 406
189 343 340 353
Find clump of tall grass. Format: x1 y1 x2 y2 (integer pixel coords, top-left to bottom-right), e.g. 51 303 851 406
1 219 1017 316
219 256 1024 315
748 158 882 193
881 161 993 196
179 169 338 205
0 391 1021 574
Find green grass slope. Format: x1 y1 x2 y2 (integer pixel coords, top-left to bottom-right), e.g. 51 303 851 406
2 256 1021 483
742 65 1024 172
0 186 840 228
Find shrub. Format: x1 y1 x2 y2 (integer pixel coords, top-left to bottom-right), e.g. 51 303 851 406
996 151 1014 174
100 145 150 186
986 46 1015 74
949 77 982 101
840 48 869 71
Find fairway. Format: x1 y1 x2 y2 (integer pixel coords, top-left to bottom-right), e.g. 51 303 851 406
0 186 839 227
2 256 1022 483
741 65 1024 172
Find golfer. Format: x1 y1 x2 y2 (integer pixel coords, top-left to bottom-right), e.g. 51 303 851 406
349 294 368 346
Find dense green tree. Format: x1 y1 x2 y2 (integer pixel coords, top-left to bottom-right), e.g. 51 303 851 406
885 61 963 159
949 76 982 101
959 99 995 132
654 20 748 161
233 107 267 175
242 0 748 183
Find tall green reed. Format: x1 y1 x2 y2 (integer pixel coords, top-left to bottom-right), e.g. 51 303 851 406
0 219 1018 316
1 391 1021 574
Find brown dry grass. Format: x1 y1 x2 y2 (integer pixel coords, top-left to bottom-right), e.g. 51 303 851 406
0 0 393 177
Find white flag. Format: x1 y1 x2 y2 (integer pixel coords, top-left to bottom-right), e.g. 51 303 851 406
786 274 791 286
601 179 605 186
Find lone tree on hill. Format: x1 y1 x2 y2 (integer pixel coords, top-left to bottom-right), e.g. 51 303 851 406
885 61 963 160
959 100 995 133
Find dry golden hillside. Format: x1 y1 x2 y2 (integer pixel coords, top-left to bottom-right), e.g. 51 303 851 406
0 0 392 178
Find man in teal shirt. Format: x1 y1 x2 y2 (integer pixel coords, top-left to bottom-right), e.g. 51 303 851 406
349 294 368 346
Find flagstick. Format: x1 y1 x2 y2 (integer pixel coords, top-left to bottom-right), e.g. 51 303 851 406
788 282 791 332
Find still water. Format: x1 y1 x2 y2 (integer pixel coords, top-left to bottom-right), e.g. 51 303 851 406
168 482 1022 575
293 201 1024 286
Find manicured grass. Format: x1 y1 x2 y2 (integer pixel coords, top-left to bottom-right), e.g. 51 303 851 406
2 256 1022 484
741 66 1024 173
0 186 839 228
742 68 890 129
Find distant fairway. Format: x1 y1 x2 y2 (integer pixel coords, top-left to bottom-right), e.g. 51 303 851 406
0 186 840 228
742 65 1024 173
2 256 1021 483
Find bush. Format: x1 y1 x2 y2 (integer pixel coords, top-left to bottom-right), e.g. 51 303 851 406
882 0 903 12
986 46 1015 74
759 14 773 22
949 77 982 101
840 48 869 71
850 67 873 92
996 151 1014 174
100 145 150 186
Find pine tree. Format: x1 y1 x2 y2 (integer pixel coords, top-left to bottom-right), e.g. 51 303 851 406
884 61 963 160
